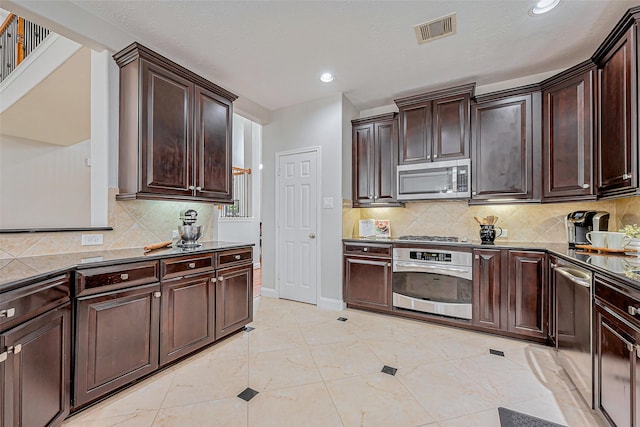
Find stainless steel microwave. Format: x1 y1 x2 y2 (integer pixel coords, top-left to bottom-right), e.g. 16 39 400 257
397 158 471 200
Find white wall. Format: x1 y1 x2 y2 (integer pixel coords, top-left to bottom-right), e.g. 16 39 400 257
217 115 262 266
261 94 344 306
0 136 91 228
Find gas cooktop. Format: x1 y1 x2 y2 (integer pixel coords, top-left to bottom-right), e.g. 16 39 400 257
395 235 469 243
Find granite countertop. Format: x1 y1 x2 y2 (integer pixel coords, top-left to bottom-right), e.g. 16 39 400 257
0 241 254 291
343 237 640 287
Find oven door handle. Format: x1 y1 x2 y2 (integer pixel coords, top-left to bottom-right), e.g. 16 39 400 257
393 261 471 274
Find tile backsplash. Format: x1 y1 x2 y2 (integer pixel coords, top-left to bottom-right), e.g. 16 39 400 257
0 188 217 258
343 196 640 244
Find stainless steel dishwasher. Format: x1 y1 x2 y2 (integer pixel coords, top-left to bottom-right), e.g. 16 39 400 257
550 256 593 407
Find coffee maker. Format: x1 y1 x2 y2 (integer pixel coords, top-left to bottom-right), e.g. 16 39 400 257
566 211 610 247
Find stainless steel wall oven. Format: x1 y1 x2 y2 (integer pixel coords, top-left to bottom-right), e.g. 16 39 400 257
392 247 473 320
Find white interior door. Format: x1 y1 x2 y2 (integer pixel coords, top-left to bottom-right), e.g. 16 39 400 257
276 149 318 304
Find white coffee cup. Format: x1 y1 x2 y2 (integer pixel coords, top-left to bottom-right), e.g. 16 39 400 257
586 231 607 248
606 231 631 250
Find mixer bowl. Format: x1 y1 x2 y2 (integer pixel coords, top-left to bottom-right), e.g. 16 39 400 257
178 225 203 245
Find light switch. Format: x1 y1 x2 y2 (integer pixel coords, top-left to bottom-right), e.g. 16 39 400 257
323 197 334 209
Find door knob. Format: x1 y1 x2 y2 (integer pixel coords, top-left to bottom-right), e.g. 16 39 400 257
309 233 316 239
188 185 195 190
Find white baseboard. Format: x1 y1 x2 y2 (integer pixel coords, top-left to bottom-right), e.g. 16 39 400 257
259 287 278 298
317 297 346 311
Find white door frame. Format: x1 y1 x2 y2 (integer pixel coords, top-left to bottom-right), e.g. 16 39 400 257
275 146 322 305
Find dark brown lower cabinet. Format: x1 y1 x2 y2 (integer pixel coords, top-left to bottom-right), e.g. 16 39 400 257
1 303 70 427
472 249 503 330
160 273 215 365
343 256 392 311
594 274 640 427
215 264 253 339
74 283 160 408
507 251 547 339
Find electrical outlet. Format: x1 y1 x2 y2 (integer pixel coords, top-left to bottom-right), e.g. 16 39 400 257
172 230 179 239
81 234 103 246
500 229 508 238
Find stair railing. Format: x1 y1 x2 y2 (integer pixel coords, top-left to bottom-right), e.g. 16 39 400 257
0 13 50 83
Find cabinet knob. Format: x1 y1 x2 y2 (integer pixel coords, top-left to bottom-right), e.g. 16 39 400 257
7 344 21 355
211 277 216 282
188 262 196 269
472 191 477 196
234 255 241 260
363 247 369 252
433 154 438 159
218 277 224 282
0 352 6 363
623 173 632 180
196 186 202 191
188 185 195 190
368 194 373 199
0 308 15 318
153 291 161 298
120 273 129 281
581 184 590 189
427 155 431 160
474 255 479 259
629 306 639 316
387 263 391 267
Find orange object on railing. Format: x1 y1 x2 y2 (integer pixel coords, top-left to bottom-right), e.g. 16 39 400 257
0 13 15 34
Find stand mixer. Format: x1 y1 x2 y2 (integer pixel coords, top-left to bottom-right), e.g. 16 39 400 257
177 209 203 248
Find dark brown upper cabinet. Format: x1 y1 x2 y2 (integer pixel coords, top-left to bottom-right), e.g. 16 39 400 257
351 113 402 207
541 61 596 202
395 83 474 164
592 8 639 198
114 43 237 203
470 88 542 204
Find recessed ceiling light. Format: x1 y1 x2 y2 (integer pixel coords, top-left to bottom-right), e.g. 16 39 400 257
530 0 561 15
320 72 334 83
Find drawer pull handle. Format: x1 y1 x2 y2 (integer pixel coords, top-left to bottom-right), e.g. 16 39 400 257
363 248 369 252
120 273 129 281
629 306 639 316
153 291 161 298
582 184 590 189
188 185 195 190
0 308 16 318
8 344 21 355
623 173 632 180
196 186 202 191
218 277 224 282
188 263 196 269
0 352 6 363
234 255 241 260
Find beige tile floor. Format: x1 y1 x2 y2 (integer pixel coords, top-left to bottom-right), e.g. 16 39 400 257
62 297 607 427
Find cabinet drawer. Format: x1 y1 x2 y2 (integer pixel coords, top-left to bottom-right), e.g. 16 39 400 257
215 248 253 269
77 261 159 295
595 274 640 324
0 274 70 331
161 254 215 280
343 243 392 258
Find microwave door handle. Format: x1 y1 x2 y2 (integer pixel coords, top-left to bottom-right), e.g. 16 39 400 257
394 261 469 274
452 166 457 190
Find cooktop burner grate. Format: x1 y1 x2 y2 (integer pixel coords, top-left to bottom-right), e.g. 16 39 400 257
397 235 460 242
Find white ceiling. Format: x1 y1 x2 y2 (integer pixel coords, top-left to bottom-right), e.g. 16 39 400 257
5 1 639 114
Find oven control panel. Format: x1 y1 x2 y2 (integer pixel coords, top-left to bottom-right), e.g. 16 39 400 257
409 251 452 262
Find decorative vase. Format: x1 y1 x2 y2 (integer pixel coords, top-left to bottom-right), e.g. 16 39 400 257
479 225 503 244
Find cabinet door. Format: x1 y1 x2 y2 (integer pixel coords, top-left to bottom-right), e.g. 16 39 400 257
507 251 546 338
352 123 375 204
74 283 160 408
194 85 233 201
374 119 398 203
140 60 193 197
594 304 634 427
215 265 253 340
472 249 502 330
2 304 70 427
160 273 215 366
399 102 432 164
433 94 469 161
543 71 595 201
598 26 638 195
471 95 534 201
343 256 392 311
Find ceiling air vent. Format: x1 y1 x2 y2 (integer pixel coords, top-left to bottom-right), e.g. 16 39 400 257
414 13 456 44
